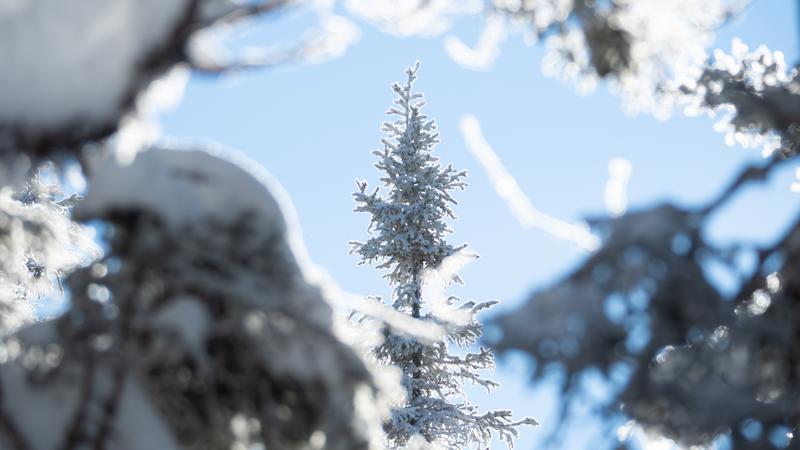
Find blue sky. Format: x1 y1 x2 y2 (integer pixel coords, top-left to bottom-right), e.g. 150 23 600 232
161 2 800 448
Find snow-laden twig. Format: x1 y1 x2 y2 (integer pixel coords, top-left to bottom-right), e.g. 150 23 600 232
188 11 360 73
444 13 507 71
352 299 446 344
459 114 600 251
421 249 478 327
603 157 632 217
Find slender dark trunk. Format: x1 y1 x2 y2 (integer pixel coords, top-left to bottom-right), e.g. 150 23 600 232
409 264 433 441
0 372 30 450
410 265 423 402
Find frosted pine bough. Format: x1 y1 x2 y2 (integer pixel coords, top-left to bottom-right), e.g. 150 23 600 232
350 63 536 449
0 172 98 337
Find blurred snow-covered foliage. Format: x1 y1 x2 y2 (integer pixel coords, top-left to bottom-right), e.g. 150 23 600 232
349 0 739 118
0 173 98 336
0 147 388 449
489 155 800 449
682 39 800 157
351 1 800 157
500 0 736 117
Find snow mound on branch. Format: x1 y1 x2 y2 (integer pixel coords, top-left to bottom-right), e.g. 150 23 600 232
0 0 190 154
77 145 337 329
60 146 386 449
77 147 286 233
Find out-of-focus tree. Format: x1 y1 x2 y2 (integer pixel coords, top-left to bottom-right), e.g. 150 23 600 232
473 30 800 450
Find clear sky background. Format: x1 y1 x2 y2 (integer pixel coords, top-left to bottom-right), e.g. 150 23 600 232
161 2 800 448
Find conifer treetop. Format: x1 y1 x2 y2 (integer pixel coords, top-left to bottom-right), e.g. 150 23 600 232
350 62 467 292
351 63 537 449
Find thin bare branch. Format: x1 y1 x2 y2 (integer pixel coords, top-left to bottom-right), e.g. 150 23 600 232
699 154 791 217
195 0 296 29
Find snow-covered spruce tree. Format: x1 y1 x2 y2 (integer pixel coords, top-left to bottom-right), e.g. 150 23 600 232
351 63 536 449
